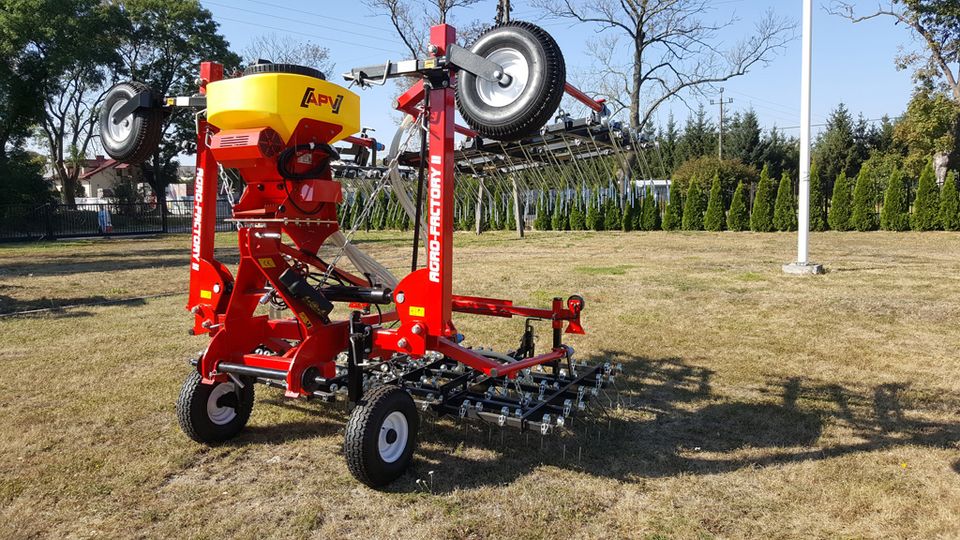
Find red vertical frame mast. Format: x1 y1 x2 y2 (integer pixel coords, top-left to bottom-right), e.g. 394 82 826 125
187 62 228 334
424 24 457 337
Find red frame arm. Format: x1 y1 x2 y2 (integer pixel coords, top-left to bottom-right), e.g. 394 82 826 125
564 83 604 112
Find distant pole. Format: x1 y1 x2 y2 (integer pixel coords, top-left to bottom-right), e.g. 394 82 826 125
474 178 484 235
512 176 524 238
784 0 823 275
710 87 733 160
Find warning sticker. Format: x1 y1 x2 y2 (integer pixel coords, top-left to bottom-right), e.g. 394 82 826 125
258 257 277 268
409 306 425 317
299 312 313 329
200 290 212 299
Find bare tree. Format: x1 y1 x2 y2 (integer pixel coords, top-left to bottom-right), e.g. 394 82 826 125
364 0 484 56
242 33 335 76
828 1 959 102
496 0 512 24
533 1 794 150
38 66 112 205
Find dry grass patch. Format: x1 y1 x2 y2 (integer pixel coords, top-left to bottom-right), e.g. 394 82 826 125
0 230 958 539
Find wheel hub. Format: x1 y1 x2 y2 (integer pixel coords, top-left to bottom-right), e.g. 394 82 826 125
475 47 529 107
378 411 408 463
206 383 238 426
106 100 133 143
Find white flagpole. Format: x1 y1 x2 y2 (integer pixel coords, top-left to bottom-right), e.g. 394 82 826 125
784 0 824 275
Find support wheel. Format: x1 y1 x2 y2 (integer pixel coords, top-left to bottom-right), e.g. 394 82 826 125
99 81 164 164
344 385 419 488
456 21 566 141
176 370 254 444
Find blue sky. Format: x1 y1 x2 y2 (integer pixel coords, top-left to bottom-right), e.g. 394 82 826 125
198 0 919 144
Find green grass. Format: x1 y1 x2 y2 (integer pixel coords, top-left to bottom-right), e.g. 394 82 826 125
0 230 958 538
575 264 634 275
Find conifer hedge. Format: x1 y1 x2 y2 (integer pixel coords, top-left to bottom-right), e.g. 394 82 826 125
704 174 726 231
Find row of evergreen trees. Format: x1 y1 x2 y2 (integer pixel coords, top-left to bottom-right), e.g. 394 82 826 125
527 160 960 233
816 160 960 232
338 161 960 234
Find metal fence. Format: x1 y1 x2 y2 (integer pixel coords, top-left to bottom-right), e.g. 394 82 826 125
0 200 235 242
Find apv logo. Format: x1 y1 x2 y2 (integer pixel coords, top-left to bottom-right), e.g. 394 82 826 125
427 155 442 283
300 87 344 113
190 167 204 272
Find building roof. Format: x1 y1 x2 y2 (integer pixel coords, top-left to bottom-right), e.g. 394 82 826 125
79 157 128 180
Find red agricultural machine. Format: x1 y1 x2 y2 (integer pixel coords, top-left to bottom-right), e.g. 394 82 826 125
100 22 618 487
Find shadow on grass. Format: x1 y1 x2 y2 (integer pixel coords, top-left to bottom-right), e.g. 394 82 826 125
225 396 350 446
0 248 239 277
382 354 960 493
0 294 149 316
236 420 344 445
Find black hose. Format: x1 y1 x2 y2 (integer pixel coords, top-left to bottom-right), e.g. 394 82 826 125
277 143 339 180
411 90 430 272
276 143 340 215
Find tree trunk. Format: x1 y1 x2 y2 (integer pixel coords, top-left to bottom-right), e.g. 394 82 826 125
56 161 78 207
145 150 169 232
621 35 644 199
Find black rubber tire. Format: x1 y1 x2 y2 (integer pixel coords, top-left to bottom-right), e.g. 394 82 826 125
244 62 325 80
456 21 565 141
176 370 254 444
99 81 164 164
344 385 419 488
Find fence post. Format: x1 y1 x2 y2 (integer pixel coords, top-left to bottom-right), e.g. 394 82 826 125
44 203 56 241
160 196 168 233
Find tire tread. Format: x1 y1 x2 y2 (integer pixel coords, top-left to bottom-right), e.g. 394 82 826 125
344 385 417 488
101 81 165 164
176 370 254 444
456 21 566 141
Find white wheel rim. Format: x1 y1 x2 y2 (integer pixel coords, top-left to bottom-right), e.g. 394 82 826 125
378 411 409 463
106 99 133 143
475 47 530 108
206 383 238 426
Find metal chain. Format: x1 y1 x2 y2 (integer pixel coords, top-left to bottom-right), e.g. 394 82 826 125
318 118 423 286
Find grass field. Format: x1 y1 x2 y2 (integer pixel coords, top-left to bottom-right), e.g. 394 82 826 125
1 230 958 539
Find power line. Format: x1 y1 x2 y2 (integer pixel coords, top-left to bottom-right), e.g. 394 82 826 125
778 116 900 130
727 89 829 124
213 15 400 55
238 0 399 34
205 1 405 47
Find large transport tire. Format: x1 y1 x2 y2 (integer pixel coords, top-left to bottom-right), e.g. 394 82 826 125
455 21 565 142
344 385 419 488
99 81 164 164
176 370 255 444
